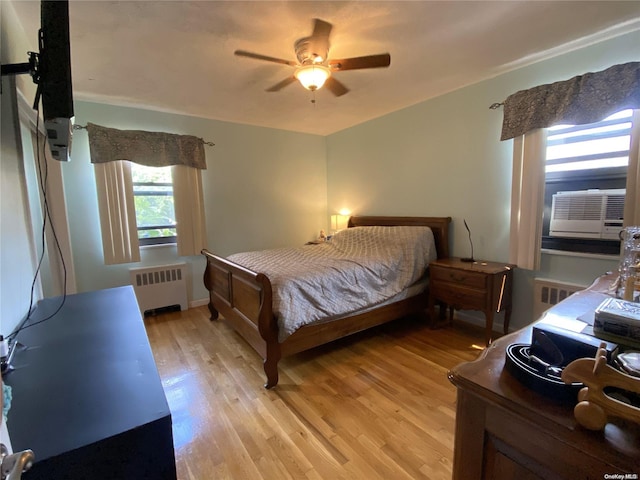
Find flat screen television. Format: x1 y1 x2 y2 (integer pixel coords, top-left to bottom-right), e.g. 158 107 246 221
39 0 74 161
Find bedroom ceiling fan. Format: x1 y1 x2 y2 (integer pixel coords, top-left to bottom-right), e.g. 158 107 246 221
234 18 391 97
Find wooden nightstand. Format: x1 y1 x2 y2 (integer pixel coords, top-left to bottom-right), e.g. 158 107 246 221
429 258 515 345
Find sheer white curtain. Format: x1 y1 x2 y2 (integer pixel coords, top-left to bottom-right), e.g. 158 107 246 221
172 165 208 257
94 161 140 265
508 129 546 270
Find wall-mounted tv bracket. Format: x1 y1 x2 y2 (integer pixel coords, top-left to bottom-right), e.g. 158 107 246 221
0 50 41 100
1 51 39 78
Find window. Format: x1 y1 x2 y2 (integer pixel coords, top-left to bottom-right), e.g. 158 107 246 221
545 109 632 175
131 164 177 246
542 110 633 255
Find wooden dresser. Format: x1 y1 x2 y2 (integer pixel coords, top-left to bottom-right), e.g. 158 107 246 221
448 275 640 479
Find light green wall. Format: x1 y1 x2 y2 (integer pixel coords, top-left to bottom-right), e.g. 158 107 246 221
1 1 37 103
0 1 40 336
3 0 638 331
326 30 640 331
65 102 327 302
0 77 38 337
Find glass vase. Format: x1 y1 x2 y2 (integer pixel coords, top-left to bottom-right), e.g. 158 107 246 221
617 226 640 302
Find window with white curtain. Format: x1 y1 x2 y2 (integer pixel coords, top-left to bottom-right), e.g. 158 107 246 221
93 161 207 264
505 62 640 270
88 123 208 265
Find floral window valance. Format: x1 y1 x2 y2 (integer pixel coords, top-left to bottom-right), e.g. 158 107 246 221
500 62 640 141
86 122 207 169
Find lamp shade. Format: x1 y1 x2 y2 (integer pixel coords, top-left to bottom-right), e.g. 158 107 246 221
294 65 331 91
331 214 349 232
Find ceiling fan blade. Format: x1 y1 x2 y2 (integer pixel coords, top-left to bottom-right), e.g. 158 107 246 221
265 76 297 92
324 77 349 97
311 19 332 40
328 54 391 71
234 50 297 67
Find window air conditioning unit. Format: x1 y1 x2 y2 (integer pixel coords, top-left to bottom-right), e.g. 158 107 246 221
550 189 625 240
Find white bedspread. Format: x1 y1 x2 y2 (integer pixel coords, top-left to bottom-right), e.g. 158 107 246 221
227 226 437 342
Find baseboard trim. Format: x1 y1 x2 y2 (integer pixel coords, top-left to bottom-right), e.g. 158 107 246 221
189 298 210 309
455 310 505 334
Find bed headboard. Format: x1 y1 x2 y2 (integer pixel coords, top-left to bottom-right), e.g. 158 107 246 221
348 216 452 259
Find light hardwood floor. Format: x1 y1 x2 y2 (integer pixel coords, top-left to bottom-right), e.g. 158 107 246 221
144 306 487 480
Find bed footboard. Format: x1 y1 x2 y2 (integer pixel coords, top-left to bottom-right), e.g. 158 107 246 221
201 249 280 388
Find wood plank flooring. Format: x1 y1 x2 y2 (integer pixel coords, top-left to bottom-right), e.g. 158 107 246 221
144 306 488 480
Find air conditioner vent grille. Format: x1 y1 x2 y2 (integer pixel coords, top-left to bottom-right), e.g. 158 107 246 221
552 195 603 220
605 195 625 220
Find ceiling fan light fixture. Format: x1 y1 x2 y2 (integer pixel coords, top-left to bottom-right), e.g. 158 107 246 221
294 64 331 91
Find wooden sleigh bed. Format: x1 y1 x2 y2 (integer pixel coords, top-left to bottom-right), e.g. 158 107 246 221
201 215 451 388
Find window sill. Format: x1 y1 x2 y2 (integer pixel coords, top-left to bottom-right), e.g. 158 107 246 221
541 248 619 261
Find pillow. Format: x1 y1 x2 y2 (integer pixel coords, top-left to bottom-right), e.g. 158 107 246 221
330 225 437 265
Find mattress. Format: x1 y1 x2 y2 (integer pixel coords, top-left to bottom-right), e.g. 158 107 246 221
227 225 436 341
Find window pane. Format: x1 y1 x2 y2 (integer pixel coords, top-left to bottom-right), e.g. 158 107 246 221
547 122 631 141
138 228 177 240
131 164 176 242
131 164 172 183
545 110 632 173
134 194 175 227
546 136 630 162
547 109 633 131
545 156 629 173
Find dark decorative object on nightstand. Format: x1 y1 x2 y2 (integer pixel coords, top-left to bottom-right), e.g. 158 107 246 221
461 219 475 263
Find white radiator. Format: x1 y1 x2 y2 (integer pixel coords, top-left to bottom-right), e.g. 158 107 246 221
129 263 188 315
533 278 586 319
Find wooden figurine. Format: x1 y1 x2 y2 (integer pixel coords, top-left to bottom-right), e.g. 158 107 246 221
561 342 640 431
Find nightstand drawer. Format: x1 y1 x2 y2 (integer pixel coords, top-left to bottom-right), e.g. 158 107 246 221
431 267 487 290
430 284 487 310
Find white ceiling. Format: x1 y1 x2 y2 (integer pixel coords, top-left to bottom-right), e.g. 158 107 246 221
9 1 640 135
